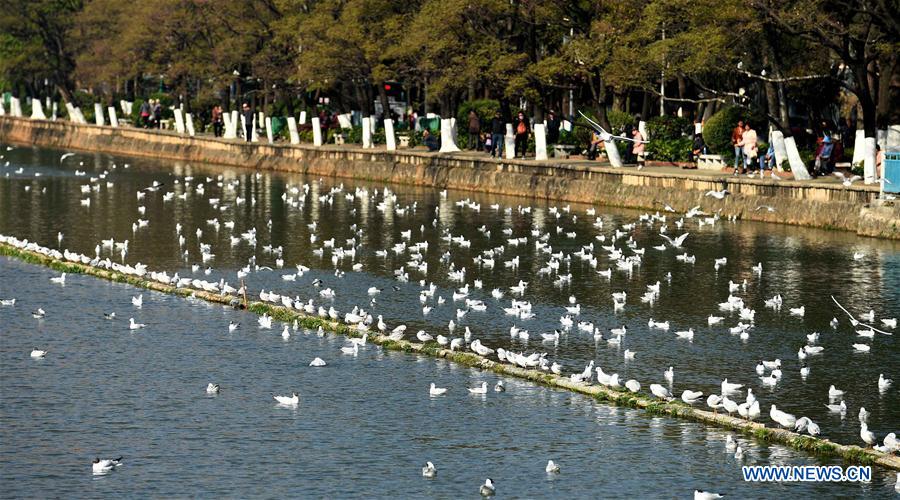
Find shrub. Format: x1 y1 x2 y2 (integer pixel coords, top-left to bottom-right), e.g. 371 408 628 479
647 115 691 141
704 107 743 160
457 99 500 130
607 109 635 135
645 137 692 162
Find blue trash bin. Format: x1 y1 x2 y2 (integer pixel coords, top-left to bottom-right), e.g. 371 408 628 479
884 152 900 194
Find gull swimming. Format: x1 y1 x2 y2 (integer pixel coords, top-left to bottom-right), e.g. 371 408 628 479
479 478 495 496
429 383 448 396
30 348 48 358
128 318 146 330
468 382 488 394
422 461 436 477
92 457 123 474
274 392 300 406
309 357 327 367
545 460 560 473
206 383 220 394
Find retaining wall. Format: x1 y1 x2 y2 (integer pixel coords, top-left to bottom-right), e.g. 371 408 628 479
2 117 897 239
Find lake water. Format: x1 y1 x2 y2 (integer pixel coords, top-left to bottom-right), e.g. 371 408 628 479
0 143 898 497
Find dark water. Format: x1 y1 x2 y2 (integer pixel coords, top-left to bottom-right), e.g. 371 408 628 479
0 143 898 496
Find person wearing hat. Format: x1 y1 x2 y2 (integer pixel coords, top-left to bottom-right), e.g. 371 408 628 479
814 135 834 176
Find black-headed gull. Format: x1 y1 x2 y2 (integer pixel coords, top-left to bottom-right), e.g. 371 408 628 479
92 456 123 474
274 392 299 406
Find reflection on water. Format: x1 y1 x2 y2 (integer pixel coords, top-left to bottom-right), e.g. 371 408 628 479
0 143 898 495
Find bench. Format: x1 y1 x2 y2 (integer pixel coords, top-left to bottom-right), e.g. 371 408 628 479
697 154 725 170
553 144 577 159
397 134 410 148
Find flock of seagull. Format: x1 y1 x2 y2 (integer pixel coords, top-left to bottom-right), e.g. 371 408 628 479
2 147 899 494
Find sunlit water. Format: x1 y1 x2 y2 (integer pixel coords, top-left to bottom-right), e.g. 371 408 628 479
0 143 898 496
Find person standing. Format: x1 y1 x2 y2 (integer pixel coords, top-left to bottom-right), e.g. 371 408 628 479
212 105 224 137
631 128 645 163
514 111 529 159
546 111 561 145
139 100 151 128
467 110 481 150
242 102 254 142
490 111 505 158
739 122 758 175
732 120 745 173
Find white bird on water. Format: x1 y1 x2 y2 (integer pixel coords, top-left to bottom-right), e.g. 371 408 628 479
30 348 48 358
468 382 488 394
479 478 496 497
92 457 123 474
274 392 299 406
879 374 893 392
422 461 437 477
429 383 448 396
206 383 220 394
694 490 723 500
50 272 66 284
132 294 143 307
545 460 560 473
309 357 327 367
129 318 146 330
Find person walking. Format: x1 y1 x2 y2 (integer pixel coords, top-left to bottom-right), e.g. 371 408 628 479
732 120 745 174
242 102 254 142
212 105 224 137
490 111 505 158
739 122 758 175
467 110 481 150
514 111 529 159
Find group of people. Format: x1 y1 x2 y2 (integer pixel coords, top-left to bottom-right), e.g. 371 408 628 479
138 99 163 129
730 120 774 175
465 110 562 159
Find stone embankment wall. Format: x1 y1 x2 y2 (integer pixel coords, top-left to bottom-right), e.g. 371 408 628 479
2 117 897 238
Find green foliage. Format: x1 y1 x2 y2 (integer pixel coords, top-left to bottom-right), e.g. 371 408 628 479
645 137 692 162
607 110 635 135
704 106 744 158
457 99 500 128
647 115 691 141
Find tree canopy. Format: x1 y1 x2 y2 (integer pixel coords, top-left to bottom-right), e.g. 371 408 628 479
0 0 896 134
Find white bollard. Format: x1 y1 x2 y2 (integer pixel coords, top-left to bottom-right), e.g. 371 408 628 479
439 118 461 153
640 120 649 140
0 99 5 115
533 123 548 161
51 102 57 120
185 113 195 136
863 137 877 183
222 112 234 139
30 100 47 120
362 116 373 148
287 117 300 145
605 140 623 167
299 111 307 125
265 116 274 143
504 123 516 159
312 117 323 146
384 119 396 151
770 130 788 170
784 136 811 180
251 116 259 142
230 111 239 138
10 97 22 117
94 103 104 126
852 129 865 166
107 106 118 127
173 108 185 133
